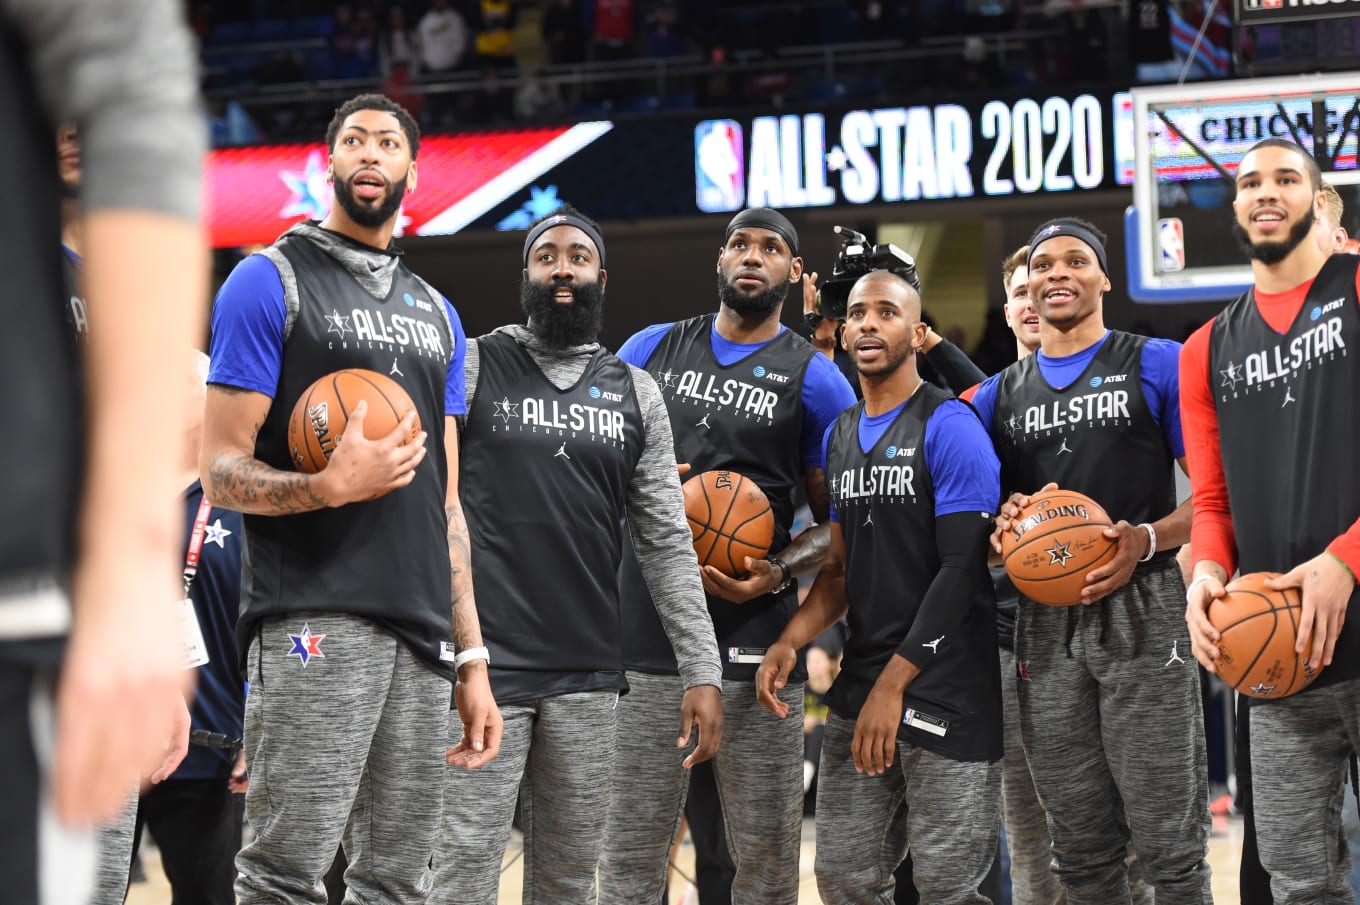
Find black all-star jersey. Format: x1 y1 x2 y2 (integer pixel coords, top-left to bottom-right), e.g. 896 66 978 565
239 231 456 678
1209 253 1360 692
619 314 817 681
824 384 1002 761
991 331 1177 562
462 332 645 705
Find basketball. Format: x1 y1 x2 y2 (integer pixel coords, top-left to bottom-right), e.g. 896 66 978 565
287 369 420 474
682 470 776 578
1208 572 1319 699
1001 489 1118 606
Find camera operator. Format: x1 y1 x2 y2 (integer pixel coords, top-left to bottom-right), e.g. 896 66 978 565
801 228 986 397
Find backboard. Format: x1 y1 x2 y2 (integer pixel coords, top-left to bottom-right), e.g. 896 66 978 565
1127 74 1360 304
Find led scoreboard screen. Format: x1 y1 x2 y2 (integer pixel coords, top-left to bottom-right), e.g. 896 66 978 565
695 92 1131 213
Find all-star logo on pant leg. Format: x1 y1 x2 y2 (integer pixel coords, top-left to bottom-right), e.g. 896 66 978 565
286 624 326 666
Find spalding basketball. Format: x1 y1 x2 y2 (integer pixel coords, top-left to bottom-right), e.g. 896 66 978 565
1209 572 1319 699
287 369 420 474
683 470 776 578
1001 489 1117 606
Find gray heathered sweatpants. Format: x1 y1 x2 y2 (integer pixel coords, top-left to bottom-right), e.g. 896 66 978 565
433 690 620 905
89 795 137 905
235 613 450 905
1251 677 1360 904
814 711 1001 905
599 672 693 905
600 675 804 905
1015 558 1211 905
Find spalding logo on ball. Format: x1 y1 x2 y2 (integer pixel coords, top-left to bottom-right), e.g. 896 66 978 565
1000 489 1117 606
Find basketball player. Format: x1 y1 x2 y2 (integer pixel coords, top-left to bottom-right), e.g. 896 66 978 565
758 269 1002 903
0 0 205 902
202 93 500 903
974 218 1212 904
1182 138 1360 904
433 205 722 905
600 207 856 905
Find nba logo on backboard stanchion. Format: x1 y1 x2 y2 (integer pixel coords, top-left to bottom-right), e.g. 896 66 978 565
1158 218 1185 272
695 120 745 213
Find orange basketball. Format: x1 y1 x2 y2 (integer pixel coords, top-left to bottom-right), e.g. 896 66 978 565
287 369 420 475
1208 572 1319 699
682 470 775 578
1001 489 1118 606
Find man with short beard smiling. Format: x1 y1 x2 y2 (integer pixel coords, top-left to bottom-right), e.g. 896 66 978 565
435 205 722 905
1182 138 1360 904
600 208 855 905
202 93 500 903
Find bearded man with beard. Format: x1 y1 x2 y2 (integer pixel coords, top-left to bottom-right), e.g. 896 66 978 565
1182 138 1360 905
202 93 501 904
432 205 722 905
599 208 855 905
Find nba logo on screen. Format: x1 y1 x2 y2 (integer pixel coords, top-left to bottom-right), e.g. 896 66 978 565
1158 218 1185 273
695 120 745 213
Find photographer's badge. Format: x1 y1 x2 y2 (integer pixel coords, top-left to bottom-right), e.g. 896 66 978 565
179 598 210 669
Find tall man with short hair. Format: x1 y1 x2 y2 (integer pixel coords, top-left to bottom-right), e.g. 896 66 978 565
758 269 1003 903
972 218 1212 903
434 205 723 905
202 93 500 904
1182 138 1360 905
600 208 856 905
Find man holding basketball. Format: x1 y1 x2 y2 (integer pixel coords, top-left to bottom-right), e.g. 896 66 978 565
600 207 855 905
202 93 500 903
433 205 722 905
1182 138 1360 904
971 218 1211 904
757 269 1002 902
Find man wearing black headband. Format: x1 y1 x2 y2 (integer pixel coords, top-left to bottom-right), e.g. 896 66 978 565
434 205 722 904
600 208 855 905
969 218 1212 903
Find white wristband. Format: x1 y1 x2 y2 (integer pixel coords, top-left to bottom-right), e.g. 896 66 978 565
453 646 490 671
1185 574 1215 603
1138 523 1157 563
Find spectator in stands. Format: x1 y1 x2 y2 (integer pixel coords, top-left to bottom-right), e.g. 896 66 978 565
329 4 361 78
513 67 563 119
419 0 469 74
593 0 636 63
379 5 420 78
542 0 587 65
473 0 518 70
645 0 689 58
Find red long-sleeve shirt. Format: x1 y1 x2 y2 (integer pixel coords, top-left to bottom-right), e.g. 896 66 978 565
1179 264 1360 578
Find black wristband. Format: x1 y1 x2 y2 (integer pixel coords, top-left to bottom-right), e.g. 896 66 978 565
767 557 793 594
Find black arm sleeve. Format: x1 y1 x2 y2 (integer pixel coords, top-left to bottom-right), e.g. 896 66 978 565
896 510 996 667
924 340 986 395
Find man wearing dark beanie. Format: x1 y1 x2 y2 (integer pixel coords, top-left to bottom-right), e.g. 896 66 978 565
600 208 856 905
967 218 1212 903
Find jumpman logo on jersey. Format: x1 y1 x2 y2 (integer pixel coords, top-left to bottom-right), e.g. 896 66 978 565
1281 387 1296 407
1056 438 1073 455
922 636 944 653
863 510 874 527
1164 640 1186 667
554 443 570 460
696 414 712 429
389 358 403 377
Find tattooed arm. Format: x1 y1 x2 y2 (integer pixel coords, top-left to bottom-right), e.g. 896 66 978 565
200 384 427 514
444 415 502 769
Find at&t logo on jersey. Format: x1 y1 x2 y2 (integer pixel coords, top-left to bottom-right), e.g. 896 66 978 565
884 445 916 459
669 368 780 423
753 364 790 384
589 385 624 402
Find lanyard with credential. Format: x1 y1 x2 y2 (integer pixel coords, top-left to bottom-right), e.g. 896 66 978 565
183 496 215 596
